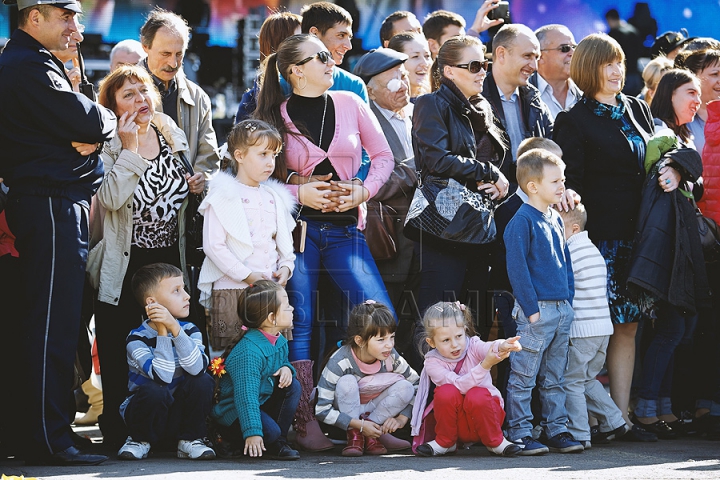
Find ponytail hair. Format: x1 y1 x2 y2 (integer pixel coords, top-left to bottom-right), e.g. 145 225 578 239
431 35 485 91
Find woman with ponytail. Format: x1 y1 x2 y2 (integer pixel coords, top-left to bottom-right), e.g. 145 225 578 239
210 281 301 460
254 33 395 451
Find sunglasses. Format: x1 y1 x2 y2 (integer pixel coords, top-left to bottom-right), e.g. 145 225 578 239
296 50 332 66
450 59 490 74
541 44 577 53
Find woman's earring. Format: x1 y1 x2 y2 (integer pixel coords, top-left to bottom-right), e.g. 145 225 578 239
298 76 307 91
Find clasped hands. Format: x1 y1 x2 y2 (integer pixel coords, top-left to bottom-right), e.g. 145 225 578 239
297 173 368 212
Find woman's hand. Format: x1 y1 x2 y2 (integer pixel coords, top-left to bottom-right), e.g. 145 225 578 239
332 183 369 212
66 58 81 93
477 172 509 200
381 414 408 434
185 172 205 194
658 163 682 193
470 0 505 33
244 436 265 457
554 188 581 212
272 266 291 286
118 111 140 153
298 181 332 210
273 366 293 388
71 142 99 156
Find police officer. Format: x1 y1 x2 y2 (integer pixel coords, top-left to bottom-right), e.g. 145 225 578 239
0 0 116 465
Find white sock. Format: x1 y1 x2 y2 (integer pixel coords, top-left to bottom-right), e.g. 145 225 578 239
427 440 455 454
487 437 514 455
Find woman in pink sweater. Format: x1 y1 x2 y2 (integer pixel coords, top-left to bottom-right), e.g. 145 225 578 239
411 301 522 457
254 33 394 451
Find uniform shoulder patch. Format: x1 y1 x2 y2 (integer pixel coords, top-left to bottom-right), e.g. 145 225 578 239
47 70 71 91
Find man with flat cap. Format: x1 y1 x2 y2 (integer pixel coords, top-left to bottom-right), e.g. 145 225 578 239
354 49 421 380
0 0 116 466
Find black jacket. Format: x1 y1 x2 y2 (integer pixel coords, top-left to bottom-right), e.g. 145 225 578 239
554 96 654 241
627 148 711 313
0 29 117 204
482 71 554 185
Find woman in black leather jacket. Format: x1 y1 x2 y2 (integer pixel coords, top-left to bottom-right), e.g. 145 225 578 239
409 35 509 333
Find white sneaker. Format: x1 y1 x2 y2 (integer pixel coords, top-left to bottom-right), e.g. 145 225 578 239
177 439 216 460
118 437 151 460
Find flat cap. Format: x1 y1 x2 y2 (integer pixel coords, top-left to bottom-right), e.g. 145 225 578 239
353 48 408 84
3 0 82 13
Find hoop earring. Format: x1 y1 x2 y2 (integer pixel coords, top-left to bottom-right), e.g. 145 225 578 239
297 76 307 91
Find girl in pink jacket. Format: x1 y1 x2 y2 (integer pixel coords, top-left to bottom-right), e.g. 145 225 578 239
411 301 521 457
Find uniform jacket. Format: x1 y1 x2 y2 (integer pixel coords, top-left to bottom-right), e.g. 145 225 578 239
700 100 720 224
87 113 190 305
0 29 116 204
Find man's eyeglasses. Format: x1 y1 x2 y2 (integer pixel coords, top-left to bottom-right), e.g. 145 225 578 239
296 50 332 66
450 59 490 74
541 44 577 53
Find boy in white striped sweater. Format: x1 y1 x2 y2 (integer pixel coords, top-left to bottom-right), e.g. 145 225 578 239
560 204 627 448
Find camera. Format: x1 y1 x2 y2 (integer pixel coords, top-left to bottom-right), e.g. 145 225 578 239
488 1 510 22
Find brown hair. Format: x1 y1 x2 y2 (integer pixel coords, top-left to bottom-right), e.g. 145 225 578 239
674 48 720 75
300 2 352 35
516 148 566 194
430 35 484 91
491 24 536 60
140 7 190 51
131 263 184 307
571 33 626 100
380 11 415 45
650 68 700 143
224 119 283 174
98 64 161 115
259 11 302 60
517 137 563 159
346 302 397 352
422 10 465 43
559 202 587 232
17 4 53 28
421 301 476 355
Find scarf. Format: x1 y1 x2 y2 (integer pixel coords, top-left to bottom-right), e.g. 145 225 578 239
583 93 646 170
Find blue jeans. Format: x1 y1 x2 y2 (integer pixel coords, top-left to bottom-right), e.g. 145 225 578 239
635 301 692 417
506 300 574 441
260 379 301 444
286 219 395 361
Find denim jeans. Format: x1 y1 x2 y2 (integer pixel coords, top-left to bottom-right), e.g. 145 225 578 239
635 301 692 417
565 336 625 441
506 300 574 441
286 219 395 361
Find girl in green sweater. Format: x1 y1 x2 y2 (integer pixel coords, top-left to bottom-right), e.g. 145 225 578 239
210 281 300 460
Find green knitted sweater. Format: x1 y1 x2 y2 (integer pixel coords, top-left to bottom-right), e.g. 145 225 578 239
211 329 295 438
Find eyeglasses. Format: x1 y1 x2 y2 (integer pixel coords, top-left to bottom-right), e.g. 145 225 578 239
296 50 332 66
449 59 490 74
541 44 577 53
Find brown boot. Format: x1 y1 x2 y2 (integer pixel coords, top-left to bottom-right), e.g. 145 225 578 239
291 360 334 452
342 429 364 457
378 433 411 452
75 379 103 426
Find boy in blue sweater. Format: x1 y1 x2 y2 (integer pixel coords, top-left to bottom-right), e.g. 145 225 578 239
504 149 582 455
117 263 215 461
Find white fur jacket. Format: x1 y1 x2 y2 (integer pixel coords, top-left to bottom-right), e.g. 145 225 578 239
197 171 297 307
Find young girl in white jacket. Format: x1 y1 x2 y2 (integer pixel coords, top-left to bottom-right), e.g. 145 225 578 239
198 119 296 354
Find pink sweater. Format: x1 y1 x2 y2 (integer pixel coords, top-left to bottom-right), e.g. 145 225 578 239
280 91 394 201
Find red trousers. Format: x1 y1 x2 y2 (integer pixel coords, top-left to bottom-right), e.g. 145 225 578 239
433 384 505 448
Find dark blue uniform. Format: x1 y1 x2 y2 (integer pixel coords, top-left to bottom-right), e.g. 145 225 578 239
0 29 116 456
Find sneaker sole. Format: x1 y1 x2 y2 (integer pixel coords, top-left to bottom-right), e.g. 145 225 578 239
517 447 549 456
118 451 147 460
548 445 584 453
177 451 216 460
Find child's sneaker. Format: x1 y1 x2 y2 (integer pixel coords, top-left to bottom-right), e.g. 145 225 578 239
177 439 216 460
416 440 457 457
487 438 522 457
512 436 549 456
545 432 584 453
117 437 151 460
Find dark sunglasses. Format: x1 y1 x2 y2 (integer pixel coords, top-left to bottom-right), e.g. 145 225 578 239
541 44 577 53
296 50 332 66
450 59 490 74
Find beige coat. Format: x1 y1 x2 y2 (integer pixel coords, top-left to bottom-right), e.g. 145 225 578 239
157 69 220 179
87 112 190 305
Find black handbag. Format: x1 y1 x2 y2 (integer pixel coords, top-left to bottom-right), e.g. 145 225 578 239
692 198 720 264
404 175 496 245
178 151 206 267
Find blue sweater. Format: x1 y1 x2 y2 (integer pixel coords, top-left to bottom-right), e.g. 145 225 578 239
504 203 574 317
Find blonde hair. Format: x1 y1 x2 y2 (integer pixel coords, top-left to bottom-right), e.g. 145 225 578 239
516 148 565 194
517 137 563 159
559 202 587 232
420 301 476 354
641 56 673 106
571 33 626 99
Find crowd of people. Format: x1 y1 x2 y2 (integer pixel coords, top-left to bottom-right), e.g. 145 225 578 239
0 0 719 468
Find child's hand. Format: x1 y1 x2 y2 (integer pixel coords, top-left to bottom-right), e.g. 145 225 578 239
273 366 292 388
244 272 268 285
361 419 383 438
528 312 540 323
146 303 180 336
272 266 291 287
381 414 408 434
499 336 522 355
244 435 265 457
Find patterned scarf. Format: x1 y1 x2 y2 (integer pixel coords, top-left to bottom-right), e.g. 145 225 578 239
583 93 646 170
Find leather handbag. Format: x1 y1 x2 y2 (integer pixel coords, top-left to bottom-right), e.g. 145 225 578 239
404 175 496 245
693 200 720 264
365 201 398 261
178 151 206 267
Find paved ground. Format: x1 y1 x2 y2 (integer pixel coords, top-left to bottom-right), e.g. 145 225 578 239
2 428 719 480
